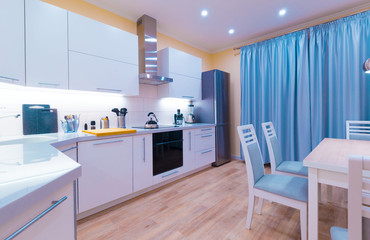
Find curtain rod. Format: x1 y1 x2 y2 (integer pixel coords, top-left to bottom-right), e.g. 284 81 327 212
233 7 370 51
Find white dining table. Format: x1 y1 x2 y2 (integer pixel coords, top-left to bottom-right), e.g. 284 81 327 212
303 138 370 240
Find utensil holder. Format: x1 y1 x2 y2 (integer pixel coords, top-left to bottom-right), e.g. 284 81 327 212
61 119 80 133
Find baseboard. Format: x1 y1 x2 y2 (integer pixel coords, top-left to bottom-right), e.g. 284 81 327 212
232 155 243 161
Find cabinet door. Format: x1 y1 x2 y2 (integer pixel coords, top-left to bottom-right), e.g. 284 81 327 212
78 137 133 213
25 0 68 89
158 73 201 100
133 134 153 192
68 12 138 65
57 143 77 161
183 129 195 172
0 0 25 85
0 183 75 240
69 51 139 95
168 48 202 79
195 148 215 168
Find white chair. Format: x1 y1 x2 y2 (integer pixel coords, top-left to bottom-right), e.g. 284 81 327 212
346 120 370 141
330 155 370 240
237 124 308 240
261 122 307 177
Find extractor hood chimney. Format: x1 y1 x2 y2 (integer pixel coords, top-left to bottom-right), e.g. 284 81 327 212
137 15 173 85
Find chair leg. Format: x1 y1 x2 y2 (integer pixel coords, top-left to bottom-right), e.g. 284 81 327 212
246 194 255 229
327 185 333 203
318 183 322 202
257 197 263 215
300 205 307 240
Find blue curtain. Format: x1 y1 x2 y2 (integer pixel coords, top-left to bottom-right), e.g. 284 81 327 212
309 11 370 149
240 30 311 163
240 11 370 163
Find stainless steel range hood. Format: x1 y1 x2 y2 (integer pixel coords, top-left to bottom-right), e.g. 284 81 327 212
137 15 173 85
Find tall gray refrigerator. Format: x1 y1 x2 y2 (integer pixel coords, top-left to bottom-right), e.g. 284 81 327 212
195 69 231 166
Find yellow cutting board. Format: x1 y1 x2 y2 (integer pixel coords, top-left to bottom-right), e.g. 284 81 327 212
82 128 137 137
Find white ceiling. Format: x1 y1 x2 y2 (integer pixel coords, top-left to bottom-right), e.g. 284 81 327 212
84 0 369 53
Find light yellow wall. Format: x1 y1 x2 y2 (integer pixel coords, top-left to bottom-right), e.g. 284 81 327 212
42 0 212 71
211 49 241 158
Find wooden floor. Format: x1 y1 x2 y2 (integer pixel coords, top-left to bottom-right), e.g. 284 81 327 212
77 160 347 240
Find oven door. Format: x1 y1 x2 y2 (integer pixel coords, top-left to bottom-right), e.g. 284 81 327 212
153 130 183 176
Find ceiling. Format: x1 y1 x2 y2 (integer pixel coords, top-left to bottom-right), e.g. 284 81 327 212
84 0 369 53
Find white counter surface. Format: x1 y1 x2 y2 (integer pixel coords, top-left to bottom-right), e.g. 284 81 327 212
0 123 214 226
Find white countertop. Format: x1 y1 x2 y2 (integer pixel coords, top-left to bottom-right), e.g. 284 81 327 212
0 123 214 226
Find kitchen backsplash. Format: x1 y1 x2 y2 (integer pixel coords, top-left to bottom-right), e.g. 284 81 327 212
0 82 190 137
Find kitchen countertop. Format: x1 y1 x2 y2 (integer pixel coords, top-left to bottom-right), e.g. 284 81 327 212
0 123 215 226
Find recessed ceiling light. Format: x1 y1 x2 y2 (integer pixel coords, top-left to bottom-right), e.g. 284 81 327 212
201 10 208 17
228 29 235 35
279 9 287 16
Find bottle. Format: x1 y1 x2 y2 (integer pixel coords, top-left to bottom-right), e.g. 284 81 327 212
91 121 96 130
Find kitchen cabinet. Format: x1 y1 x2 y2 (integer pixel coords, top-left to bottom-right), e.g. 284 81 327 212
0 183 75 240
77 137 133 213
0 0 25 85
68 12 138 65
25 0 68 89
68 12 139 95
183 129 196 172
69 51 138 94
194 127 216 168
57 143 77 161
157 47 202 100
133 134 153 192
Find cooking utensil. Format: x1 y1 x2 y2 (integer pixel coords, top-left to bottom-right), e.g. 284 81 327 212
111 108 120 116
145 112 159 129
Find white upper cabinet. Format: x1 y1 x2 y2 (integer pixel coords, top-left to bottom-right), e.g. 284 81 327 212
25 0 68 89
68 12 138 65
69 51 139 94
68 12 139 95
157 47 202 99
0 0 25 85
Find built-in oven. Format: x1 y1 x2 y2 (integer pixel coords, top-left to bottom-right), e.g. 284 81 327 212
152 130 183 176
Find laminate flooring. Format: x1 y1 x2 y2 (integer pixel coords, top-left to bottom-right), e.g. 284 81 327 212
77 160 347 240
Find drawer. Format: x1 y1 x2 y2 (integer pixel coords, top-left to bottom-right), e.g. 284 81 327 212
195 148 215 168
152 167 184 185
195 132 215 151
194 127 215 135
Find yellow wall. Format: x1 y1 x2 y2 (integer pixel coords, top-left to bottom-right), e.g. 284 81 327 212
43 0 212 71
211 49 241 158
43 0 241 158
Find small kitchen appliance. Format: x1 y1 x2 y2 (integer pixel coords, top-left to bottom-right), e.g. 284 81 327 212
174 109 183 125
185 102 195 123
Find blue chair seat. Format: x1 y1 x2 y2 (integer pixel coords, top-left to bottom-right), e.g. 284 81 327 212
330 226 348 240
276 161 308 176
254 174 308 202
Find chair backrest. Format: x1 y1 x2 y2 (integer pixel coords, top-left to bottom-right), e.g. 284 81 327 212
237 124 265 189
348 155 370 240
346 121 370 141
261 122 283 173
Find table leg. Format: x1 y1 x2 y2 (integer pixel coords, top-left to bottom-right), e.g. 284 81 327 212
308 168 318 240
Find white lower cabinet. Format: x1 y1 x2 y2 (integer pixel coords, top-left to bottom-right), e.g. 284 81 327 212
194 128 216 168
77 137 133 213
133 134 153 192
183 129 195 172
57 143 77 161
0 183 75 240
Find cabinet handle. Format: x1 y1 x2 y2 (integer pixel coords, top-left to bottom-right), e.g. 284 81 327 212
38 82 60 86
154 139 184 146
5 196 67 240
161 170 179 178
182 96 194 99
201 134 213 138
189 132 191 151
201 128 212 131
93 139 123 145
96 88 122 93
0 76 19 81
61 146 77 153
201 150 213 154
143 137 146 162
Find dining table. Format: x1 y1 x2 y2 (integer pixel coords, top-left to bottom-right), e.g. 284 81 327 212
303 138 370 240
